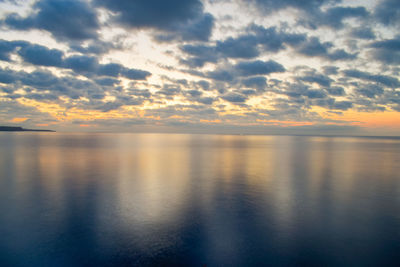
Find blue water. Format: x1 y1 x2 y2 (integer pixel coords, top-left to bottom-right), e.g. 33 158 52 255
0 133 399 266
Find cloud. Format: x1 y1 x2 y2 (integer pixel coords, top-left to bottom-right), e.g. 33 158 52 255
94 77 120 86
250 25 307 52
0 99 56 126
0 39 151 80
301 6 369 29
374 0 400 26
0 68 18 84
215 25 306 57
298 73 333 87
94 0 214 41
241 76 267 91
343 69 400 88
326 86 345 96
322 66 339 75
70 40 122 55
17 44 64 67
216 35 260 59
369 37 400 65
356 84 384 98
297 37 357 60
0 67 124 104
332 100 353 110
0 40 20 61
221 92 247 103
19 69 61 89
244 0 339 14
0 0 399 133
207 69 235 82
235 60 285 76
97 63 123 77
120 68 151 80
179 44 219 67
306 89 327 99
157 84 181 97
350 26 376 40
4 0 100 41
156 13 214 42
179 25 307 67
64 55 99 73
203 59 284 83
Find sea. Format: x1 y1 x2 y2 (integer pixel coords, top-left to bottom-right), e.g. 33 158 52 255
0 132 399 266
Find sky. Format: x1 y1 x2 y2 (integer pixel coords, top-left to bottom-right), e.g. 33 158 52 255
0 0 399 135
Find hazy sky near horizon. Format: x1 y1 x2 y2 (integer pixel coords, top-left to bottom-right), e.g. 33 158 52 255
0 0 399 134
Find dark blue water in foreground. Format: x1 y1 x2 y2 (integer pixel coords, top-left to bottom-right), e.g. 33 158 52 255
1 133 399 266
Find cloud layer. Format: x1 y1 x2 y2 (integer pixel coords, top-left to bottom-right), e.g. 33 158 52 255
0 0 399 134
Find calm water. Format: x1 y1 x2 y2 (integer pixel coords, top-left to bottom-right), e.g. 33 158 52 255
0 133 399 266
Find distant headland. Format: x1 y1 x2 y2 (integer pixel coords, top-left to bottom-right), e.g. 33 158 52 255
0 126 55 132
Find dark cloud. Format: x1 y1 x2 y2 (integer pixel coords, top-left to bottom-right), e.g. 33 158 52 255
95 0 214 41
326 86 345 96
298 73 333 87
64 55 99 73
327 49 357 61
203 60 284 83
180 13 214 41
207 69 235 82
128 88 151 98
250 25 307 51
221 92 247 103
95 77 120 86
156 13 214 42
235 60 285 76
4 0 100 41
244 0 339 14
0 68 17 84
350 26 376 40
179 44 218 67
0 40 19 61
18 44 64 67
179 25 307 67
186 89 202 97
298 37 332 56
0 39 151 80
301 6 368 29
356 84 384 98
0 67 144 107
70 40 122 55
374 0 400 26
97 63 123 77
241 76 267 91
322 6 368 29
196 97 215 105
215 25 306 59
241 89 257 95
369 37 400 65
323 66 339 75
343 69 400 88
297 37 357 60
306 89 327 99
196 80 210 90
313 97 353 111
332 101 352 110
95 0 201 29
23 92 59 101
216 35 260 59
121 68 151 80
157 84 181 97
19 69 60 88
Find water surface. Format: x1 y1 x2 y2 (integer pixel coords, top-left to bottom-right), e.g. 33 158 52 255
1 133 399 266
